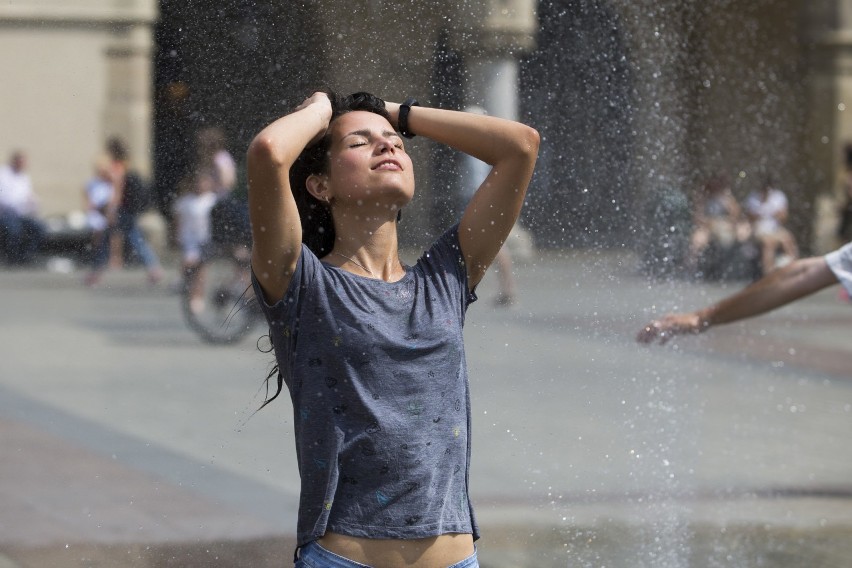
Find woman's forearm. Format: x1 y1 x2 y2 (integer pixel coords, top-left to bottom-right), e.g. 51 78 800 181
389 103 538 166
248 101 330 169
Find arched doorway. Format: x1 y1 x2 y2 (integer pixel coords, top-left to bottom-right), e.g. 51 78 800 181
153 0 326 214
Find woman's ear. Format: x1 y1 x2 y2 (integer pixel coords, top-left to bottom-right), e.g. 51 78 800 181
306 174 330 203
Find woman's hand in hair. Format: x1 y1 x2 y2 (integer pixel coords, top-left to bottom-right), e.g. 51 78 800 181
295 92 333 146
384 101 401 131
247 91 334 304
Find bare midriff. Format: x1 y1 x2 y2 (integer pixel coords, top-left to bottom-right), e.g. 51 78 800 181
317 532 474 568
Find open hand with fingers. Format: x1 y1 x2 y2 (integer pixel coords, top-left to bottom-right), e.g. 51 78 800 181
636 313 705 344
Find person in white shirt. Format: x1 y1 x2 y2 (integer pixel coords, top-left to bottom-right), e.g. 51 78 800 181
195 127 236 198
744 176 799 275
83 155 116 266
0 150 44 265
173 171 218 313
83 155 114 232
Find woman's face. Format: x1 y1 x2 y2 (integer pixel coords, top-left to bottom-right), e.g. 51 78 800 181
322 111 415 215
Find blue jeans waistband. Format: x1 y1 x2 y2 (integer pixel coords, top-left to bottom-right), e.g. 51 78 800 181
294 541 478 568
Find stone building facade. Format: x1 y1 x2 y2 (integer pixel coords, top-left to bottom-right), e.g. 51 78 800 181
0 0 156 216
2 0 851 252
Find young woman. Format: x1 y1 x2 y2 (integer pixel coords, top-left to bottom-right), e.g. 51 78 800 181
247 91 539 567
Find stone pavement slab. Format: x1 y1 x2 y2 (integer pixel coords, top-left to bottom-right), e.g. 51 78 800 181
0 417 281 548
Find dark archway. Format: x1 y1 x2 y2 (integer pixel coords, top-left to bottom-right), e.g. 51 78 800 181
520 0 635 248
153 0 326 214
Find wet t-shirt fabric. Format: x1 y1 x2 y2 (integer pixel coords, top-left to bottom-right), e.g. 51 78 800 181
826 241 852 295
252 225 479 547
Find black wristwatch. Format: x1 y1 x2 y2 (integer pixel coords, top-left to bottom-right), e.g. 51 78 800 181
398 97 419 139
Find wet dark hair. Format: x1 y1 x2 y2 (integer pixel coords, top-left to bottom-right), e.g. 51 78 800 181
290 91 391 256
257 91 391 412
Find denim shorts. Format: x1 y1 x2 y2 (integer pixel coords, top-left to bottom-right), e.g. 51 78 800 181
294 541 479 568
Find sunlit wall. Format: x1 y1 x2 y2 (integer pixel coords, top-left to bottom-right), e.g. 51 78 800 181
0 0 156 216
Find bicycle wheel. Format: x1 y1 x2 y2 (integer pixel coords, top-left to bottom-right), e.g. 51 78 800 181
181 254 259 344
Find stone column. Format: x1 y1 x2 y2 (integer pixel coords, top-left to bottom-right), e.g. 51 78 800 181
101 1 161 251
807 0 852 250
104 22 155 176
450 0 537 197
460 60 521 200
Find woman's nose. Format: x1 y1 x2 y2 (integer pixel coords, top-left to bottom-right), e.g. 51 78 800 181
376 137 396 153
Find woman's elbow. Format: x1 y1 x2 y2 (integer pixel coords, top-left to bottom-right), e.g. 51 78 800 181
520 125 541 158
247 134 285 168
522 124 541 150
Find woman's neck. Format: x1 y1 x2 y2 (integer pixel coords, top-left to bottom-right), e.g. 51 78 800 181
330 215 405 281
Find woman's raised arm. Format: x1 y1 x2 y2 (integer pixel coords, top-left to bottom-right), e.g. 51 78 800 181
387 103 539 289
247 93 331 302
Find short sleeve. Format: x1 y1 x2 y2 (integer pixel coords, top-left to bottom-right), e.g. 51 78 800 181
825 242 852 295
251 244 320 323
416 224 478 309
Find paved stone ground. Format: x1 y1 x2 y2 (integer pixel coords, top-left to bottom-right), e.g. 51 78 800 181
1 249 851 567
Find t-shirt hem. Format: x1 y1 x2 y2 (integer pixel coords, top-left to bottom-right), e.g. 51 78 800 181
324 520 473 541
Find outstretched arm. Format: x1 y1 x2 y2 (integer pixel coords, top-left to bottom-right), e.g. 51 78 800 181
637 256 839 344
387 102 539 289
247 93 331 303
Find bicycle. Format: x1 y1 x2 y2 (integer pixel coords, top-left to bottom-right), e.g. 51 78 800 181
181 197 263 344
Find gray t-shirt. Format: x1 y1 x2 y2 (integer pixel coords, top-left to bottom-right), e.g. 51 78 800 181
825 241 852 295
253 226 479 547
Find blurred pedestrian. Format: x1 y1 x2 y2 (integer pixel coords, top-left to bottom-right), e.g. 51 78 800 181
247 91 538 567
84 138 163 286
492 246 518 306
744 175 798 275
83 154 115 263
636 242 851 344
685 172 749 278
173 171 217 313
0 150 44 265
195 126 236 198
